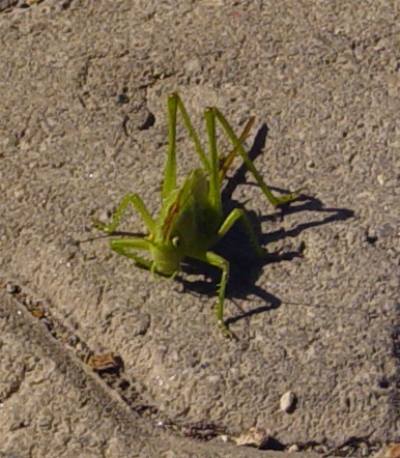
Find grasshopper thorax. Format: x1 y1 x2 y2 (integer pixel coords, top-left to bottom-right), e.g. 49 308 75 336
149 242 183 276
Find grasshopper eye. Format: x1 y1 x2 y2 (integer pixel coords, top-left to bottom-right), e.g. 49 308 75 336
172 236 180 248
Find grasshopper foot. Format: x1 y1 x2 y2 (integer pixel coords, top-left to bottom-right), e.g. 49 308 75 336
218 320 236 339
92 218 114 234
272 186 307 207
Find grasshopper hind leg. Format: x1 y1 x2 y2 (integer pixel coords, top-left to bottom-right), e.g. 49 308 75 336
214 108 302 207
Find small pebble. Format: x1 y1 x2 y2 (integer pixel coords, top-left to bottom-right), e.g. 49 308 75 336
207 375 221 384
288 444 299 452
377 174 385 185
6 282 20 294
14 189 24 201
184 58 202 74
234 427 270 448
116 93 129 105
67 335 79 347
280 391 296 413
37 412 53 430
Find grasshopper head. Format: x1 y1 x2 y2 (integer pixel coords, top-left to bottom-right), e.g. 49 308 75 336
150 237 183 276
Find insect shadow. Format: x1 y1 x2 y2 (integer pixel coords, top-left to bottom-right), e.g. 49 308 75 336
175 123 354 327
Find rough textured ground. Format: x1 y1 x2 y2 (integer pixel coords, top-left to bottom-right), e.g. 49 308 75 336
0 0 399 457
2 287 319 457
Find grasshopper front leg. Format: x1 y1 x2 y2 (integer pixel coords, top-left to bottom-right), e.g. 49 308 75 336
110 237 153 271
106 237 178 279
193 251 231 337
93 193 156 235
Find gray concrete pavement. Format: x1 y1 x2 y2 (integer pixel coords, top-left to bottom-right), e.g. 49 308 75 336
1 286 322 457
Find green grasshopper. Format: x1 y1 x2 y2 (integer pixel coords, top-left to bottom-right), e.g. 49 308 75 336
94 93 299 336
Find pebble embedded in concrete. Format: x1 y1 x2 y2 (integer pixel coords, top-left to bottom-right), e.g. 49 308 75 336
280 391 296 413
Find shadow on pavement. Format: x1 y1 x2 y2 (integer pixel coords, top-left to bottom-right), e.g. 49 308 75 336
177 122 354 328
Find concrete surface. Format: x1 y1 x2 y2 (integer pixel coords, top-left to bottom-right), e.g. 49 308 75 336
0 0 399 457
1 287 323 457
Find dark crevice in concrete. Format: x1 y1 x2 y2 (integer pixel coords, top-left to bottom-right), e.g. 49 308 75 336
1 278 229 443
